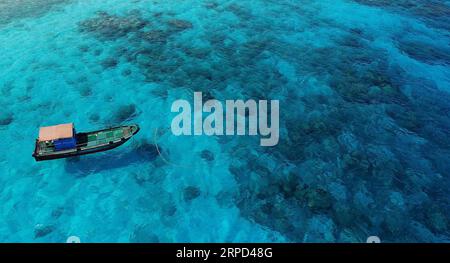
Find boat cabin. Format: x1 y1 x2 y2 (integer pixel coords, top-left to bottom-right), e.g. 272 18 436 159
38 123 77 151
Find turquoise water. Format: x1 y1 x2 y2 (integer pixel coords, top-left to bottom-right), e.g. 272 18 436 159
0 0 449 242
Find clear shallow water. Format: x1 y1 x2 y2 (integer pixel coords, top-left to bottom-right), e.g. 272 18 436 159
0 0 449 242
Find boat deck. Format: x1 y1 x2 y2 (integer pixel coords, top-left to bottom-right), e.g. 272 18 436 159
85 127 128 147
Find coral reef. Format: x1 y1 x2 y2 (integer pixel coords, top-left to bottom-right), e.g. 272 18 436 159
200 150 214 162
79 11 147 39
110 104 139 124
184 186 201 201
0 112 13 126
34 224 54 238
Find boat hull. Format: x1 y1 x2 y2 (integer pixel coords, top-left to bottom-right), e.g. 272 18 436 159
33 138 128 161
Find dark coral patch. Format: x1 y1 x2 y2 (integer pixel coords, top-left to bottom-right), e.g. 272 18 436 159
79 12 147 40
111 104 139 124
130 224 160 243
135 140 159 160
34 224 54 238
200 150 215 162
398 40 450 65
167 19 193 32
100 57 118 68
0 112 13 126
139 30 171 43
183 186 201 201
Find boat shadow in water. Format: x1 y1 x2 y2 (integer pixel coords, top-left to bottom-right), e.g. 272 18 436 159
64 141 160 176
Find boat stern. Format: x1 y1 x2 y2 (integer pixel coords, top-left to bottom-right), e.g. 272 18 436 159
32 139 39 159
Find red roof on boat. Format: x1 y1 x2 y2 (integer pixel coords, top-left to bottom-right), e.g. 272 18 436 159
38 123 74 142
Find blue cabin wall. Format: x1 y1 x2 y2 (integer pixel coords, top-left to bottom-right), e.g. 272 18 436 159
54 137 77 151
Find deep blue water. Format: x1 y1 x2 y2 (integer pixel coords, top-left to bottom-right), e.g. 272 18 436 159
0 0 449 242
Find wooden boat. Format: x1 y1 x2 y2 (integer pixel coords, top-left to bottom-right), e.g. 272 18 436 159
32 123 140 161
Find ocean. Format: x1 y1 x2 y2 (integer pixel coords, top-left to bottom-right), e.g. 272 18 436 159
0 0 449 242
